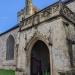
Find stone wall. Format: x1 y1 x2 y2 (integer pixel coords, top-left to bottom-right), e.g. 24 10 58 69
0 17 74 75
67 1 75 13
17 17 72 75
0 1 75 75
0 27 19 70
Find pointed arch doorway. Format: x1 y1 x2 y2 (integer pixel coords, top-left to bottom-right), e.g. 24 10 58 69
30 40 50 75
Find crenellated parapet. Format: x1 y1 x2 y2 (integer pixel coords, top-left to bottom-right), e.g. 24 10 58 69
19 1 75 31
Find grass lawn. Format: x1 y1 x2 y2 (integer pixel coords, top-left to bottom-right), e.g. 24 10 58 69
0 69 15 75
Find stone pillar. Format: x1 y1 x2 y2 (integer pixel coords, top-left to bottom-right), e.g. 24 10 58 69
25 0 33 16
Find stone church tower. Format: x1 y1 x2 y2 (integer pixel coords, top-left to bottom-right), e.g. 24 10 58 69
25 0 33 16
17 0 38 22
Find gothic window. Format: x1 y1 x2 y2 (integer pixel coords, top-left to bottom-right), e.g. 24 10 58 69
71 43 75 67
6 35 15 60
67 39 73 67
74 24 75 30
63 22 69 37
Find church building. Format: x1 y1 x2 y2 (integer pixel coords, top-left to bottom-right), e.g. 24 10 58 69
0 0 75 75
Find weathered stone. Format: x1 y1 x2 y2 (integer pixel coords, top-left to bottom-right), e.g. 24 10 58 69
0 0 75 75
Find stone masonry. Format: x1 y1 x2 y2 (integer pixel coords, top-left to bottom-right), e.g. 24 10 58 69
0 0 75 75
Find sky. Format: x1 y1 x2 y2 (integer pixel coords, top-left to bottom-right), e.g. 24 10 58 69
0 0 58 33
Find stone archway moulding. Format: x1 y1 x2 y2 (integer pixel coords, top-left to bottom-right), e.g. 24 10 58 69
25 32 53 75
26 32 50 51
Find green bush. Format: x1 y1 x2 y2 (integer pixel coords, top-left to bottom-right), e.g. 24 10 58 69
0 69 15 75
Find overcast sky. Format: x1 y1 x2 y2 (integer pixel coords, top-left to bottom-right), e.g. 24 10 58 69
0 0 58 33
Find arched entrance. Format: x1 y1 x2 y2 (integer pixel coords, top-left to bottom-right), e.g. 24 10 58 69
30 40 50 75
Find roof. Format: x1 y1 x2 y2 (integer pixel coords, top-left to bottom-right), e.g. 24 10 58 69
0 24 19 36
64 0 74 4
